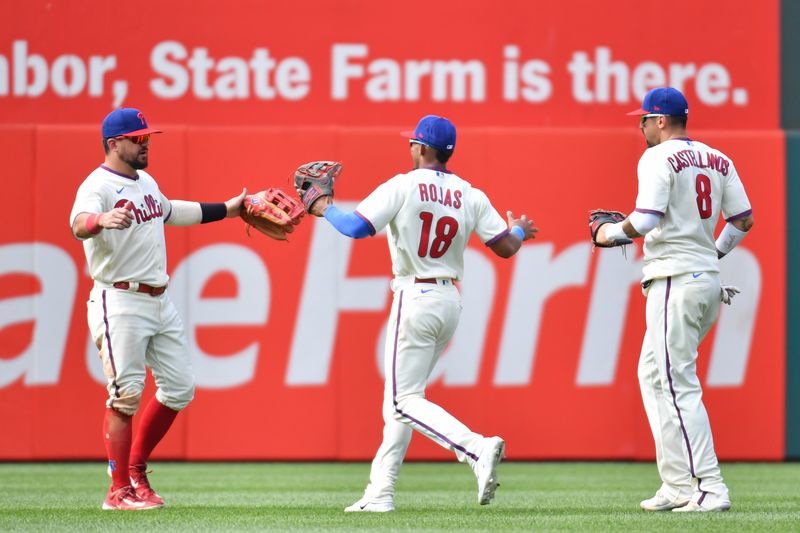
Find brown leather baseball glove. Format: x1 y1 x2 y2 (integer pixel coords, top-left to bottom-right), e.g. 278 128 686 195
240 188 305 240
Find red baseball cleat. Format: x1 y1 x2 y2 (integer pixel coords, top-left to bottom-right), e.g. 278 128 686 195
102 485 161 510
130 464 165 508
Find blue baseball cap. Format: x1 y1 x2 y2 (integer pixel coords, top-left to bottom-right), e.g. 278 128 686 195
401 115 456 151
102 108 163 138
627 87 689 117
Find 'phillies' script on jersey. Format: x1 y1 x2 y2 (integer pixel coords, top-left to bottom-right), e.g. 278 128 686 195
114 194 164 224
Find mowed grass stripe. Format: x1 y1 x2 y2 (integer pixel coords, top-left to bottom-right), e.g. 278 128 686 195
0 462 798 531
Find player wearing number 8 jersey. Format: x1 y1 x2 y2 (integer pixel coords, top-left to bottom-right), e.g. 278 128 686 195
307 115 537 511
595 88 754 512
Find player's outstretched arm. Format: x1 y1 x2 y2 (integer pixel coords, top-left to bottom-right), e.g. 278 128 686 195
322 203 374 239
71 201 134 239
594 217 639 246
167 188 248 227
593 208 657 246
489 211 538 258
300 194 373 239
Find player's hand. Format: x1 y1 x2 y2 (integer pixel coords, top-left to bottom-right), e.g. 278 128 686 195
594 224 612 247
298 189 331 217
225 188 248 218
98 201 134 230
507 211 538 241
720 284 741 305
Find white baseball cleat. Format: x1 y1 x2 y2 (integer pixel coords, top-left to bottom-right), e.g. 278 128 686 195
672 493 731 513
475 436 505 505
640 490 690 511
344 498 395 513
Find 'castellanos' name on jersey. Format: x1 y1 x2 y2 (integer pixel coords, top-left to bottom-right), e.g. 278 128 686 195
668 147 731 176
417 180 463 209
114 194 164 224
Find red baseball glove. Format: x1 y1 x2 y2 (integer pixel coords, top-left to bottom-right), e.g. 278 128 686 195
240 188 305 241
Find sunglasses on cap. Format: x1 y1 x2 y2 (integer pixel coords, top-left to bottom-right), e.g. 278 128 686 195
113 134 151 145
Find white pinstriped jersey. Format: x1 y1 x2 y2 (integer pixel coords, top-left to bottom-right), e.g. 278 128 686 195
355 168 508 281
635 138 752 280
69 166 174 286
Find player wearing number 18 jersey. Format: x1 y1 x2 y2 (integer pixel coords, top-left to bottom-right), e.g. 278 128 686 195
595 88 754 513
356 156 498 281
308 115 537 511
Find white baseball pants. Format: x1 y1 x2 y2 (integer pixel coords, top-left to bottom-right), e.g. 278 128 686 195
87 286 195 415
638 272 728 502
362 278 486 501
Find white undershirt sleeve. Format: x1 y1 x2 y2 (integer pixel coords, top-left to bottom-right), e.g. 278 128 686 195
166 200 202 226
715 222 748 255
629 210 660 235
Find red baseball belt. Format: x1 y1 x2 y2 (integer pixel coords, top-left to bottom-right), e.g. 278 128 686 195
112 282 167 296
414 277 455 284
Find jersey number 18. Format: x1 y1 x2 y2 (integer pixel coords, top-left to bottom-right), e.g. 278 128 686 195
418 211 459 258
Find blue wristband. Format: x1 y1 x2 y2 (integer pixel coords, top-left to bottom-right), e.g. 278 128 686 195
510 226 525 241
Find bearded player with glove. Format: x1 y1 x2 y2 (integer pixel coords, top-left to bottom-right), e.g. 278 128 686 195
595 88 754 513
69 108 247 511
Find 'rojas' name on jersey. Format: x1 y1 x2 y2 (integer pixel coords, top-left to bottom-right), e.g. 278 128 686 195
668 149 730 176
114 194 164 224
417 183 463 209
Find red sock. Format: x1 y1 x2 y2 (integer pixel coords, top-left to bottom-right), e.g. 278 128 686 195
130 398 179 467
103 408 133 489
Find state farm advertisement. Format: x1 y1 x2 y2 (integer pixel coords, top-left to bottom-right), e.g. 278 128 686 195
0 0 779 129
0 125 785 460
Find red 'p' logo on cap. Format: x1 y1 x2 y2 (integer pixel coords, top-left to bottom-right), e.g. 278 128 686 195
137 112 146 126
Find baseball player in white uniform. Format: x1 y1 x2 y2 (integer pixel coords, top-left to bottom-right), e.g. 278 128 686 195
306 115 537 512
595 88 754 512
69 108 246 511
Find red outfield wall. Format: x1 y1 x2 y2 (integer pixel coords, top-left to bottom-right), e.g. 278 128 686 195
0 125 785 460
0 0 784 459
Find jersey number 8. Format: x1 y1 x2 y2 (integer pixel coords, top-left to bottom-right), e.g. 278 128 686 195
696 174 712 219
418 211 459 258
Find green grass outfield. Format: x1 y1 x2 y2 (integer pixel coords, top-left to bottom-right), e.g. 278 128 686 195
0 462 798 531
